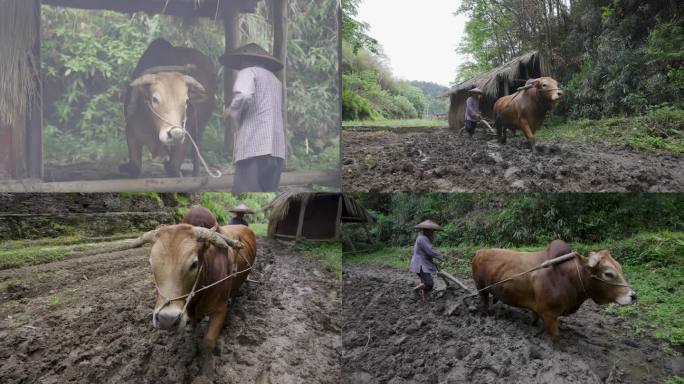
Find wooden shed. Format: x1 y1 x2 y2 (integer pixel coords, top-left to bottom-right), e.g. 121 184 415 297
0 0 337 192
265 193 372 241
445 51 546 130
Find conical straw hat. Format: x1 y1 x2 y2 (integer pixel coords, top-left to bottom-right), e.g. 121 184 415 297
414 220 442 230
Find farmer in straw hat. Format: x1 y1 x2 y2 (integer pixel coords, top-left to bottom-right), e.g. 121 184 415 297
410 220 445 301
220 43 286 193
228 203 253 226
464 87 483 137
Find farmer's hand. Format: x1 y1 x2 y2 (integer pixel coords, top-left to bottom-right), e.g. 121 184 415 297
223 106 232 122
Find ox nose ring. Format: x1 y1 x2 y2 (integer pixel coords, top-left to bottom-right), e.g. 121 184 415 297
630 292 638 302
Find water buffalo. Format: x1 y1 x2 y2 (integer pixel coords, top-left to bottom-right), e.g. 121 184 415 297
493 77 562 153
472 240 636 339
120 38 215 178
134 223 256 350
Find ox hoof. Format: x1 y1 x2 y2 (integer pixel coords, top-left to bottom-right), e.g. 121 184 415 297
163 162 183 178
119 163 141 178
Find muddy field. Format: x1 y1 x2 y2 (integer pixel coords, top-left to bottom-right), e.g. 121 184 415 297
0 238 341 384
342 265 683 384
342 128 684 192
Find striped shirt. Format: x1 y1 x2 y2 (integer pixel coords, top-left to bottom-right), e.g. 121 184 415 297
229 66 286 163
465 95 480 122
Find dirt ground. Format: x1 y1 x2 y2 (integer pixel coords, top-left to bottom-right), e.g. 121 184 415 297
342 265 683 384
341 128 684 192
0 237 341 384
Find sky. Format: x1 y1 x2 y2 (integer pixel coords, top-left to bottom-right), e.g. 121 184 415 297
356 0 468 87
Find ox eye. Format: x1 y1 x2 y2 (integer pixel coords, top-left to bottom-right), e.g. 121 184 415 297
152 95 160 105
189 259 198 270
604 271 615 279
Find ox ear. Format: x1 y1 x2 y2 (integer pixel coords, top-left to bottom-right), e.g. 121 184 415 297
587 251 602 268
130 74 157 88
184 76 207 102
528 78 542 88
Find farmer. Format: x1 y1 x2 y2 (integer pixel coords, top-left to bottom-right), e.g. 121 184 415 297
220 43 286 193
410 220 445 301
464 87 483 137
228 203 252 226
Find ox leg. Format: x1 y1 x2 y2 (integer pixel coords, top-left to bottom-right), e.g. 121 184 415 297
165 144 185 177
203 308 227 351
119 129 143 178
495 119 507 144
520 123 536 154
540 311 560 341
478 290 490 313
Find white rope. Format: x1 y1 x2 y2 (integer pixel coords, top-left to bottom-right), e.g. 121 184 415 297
146 100 222 178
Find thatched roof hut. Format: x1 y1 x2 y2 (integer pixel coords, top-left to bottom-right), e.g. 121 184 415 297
446 51 546 130
266 193 372 241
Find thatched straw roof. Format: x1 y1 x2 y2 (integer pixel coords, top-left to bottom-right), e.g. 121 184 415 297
445 51 546 130
0 0 39 127
446 51 546 98
265 193 373 237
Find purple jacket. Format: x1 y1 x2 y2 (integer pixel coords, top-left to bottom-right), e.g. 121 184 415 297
410 234 444 274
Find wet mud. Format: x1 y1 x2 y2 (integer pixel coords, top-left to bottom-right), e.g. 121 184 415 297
342 265 683 384
0 238 340 384
342 128 684 192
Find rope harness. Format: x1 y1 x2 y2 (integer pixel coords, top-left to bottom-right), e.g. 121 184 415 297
465 251 631 298
145 100 222 178
152 243 253 319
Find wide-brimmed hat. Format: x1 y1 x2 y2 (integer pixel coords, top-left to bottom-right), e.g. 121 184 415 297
229 204 253 214
219 43 283 72
415 220 442 230
468 87 483 95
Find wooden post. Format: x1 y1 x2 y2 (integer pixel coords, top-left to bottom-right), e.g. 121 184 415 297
0 120 12 179
295 196 308 240
272 0 288 155
26 0 43 179
223 2 239 161
333 194 343 240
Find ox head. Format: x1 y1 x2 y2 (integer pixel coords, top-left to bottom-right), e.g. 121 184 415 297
527 77 563 105
130 72 207 146
583 250 637 306
135 224 230 331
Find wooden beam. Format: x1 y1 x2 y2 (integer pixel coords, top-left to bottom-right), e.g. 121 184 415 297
27 0 43 179
294 194 308 240
42 0 257 18
0 171 339 193
333 194 343 240
0 120 12 179
222 2 239 160
272 0 288 154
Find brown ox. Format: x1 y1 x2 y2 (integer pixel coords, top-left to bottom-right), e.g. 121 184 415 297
472 240 636 339
135 223 256 349
120 38 215 178
182 206 219 229
493 77 562 153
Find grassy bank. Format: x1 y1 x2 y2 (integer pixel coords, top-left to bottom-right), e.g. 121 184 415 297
540 107 684 153
344 232 684 347
343 118 449 129
292 241 342 279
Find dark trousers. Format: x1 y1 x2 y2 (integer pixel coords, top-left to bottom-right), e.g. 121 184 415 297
233 155 284 193
416 268 434 291
464 119 477 135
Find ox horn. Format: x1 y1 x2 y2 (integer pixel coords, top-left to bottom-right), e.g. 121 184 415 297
127 229 159 248
192 227 243 249
130 74 157 88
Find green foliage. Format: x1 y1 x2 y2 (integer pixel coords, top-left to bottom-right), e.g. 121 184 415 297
341 42 430 120
409 81 449 116
174 193 275 226
343 118 448 129
41 2 338 170
538 106 684 153
349 193 684 248
456 0 684 120
290 241 342 278
341 0 378 54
